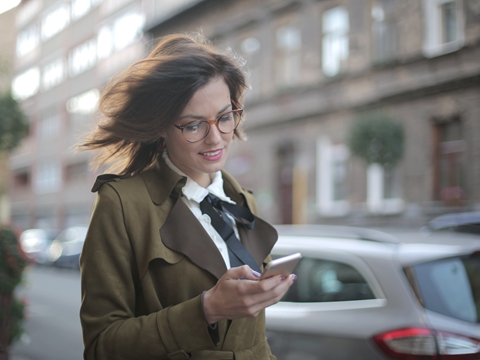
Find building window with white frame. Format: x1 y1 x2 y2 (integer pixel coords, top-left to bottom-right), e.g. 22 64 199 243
42 57 66 91
367 163 404 214
71 0 92 20
317 137 350 217
423 0 464 57
239 36 261 100
69 39 97 77
35 159 62 194
275 24 302 88
371 0 397 63
113 12 144 51
16 24 39 58
96 11 145 60
322 6 349 78
41 2 71 41
12 67 40 101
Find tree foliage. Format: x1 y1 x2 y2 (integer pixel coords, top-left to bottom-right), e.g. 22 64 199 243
348 113 405 167
0 91 27 152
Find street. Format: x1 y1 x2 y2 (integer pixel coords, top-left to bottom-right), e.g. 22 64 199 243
10 266 83 360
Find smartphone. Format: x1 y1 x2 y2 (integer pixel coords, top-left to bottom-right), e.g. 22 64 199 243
259 252 302 280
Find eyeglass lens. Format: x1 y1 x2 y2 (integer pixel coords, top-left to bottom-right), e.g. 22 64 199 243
182 110 240 142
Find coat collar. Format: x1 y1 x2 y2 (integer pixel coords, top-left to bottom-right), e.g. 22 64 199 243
141 156 186 205
142 156 277 280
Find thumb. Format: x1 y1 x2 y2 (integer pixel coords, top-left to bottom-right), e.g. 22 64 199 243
225 265 261 280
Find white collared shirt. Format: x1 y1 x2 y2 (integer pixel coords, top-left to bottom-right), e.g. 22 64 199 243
163 152 240 268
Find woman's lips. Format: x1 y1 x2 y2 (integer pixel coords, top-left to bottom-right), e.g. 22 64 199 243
199 148 223 161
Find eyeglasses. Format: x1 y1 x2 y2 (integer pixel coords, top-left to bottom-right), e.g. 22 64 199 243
174 108 243 143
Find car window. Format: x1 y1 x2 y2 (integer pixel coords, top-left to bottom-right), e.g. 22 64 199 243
411 254 480 323
280 257 376 302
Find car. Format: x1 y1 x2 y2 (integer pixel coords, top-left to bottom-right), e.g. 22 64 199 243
266 225 480 360
19 228 60 265
426 211 480 235
47 226 88 270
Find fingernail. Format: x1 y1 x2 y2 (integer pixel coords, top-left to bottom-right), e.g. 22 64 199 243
291 274 297 281
252 270 261 278
280 275 286 281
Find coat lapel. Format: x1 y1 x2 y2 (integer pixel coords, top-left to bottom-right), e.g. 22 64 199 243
237 216 277 269
160 196 227 280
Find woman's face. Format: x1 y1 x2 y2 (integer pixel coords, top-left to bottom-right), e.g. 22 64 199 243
162 76 235 188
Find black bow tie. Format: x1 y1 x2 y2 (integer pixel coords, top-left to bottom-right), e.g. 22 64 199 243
200 193 259 272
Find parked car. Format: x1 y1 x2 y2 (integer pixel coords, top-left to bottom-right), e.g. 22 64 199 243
47 226 88 269
19 228 60 265
426 211 480 235
266 225 480 360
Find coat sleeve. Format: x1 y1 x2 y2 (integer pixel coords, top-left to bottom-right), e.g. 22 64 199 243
80 184 216 360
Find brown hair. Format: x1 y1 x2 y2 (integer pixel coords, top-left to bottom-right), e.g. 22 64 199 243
78 33 248 175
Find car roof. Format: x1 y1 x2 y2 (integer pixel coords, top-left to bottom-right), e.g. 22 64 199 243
274 225 480 265
429 211 480 229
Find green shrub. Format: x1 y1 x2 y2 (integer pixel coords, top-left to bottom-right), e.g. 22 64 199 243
0 226 28 348
348 113 405 167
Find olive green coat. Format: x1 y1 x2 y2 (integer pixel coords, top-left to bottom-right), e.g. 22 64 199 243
79 156 278 360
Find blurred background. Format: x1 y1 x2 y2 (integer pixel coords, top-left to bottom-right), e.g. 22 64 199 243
0 0 479 359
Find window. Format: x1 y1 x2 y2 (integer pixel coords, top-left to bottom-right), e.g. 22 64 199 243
16 24 39 58
322 6 349 77
281 257 375 302
432 118 466 206
239 36 261 100
423 0 464 57
317 137 350 216
66 88 100 115
113 12 144 51
96 26 113 60
71 0 91 20
42 57 66 91
275 24 302 88
371 0 396 63
12 67 40 101
35 160 62 194
69 39 97 77
13 170 30 188
367 163 404 214
71 0 102 20
411 254 480 323
96 11 144 60
41 2 70 41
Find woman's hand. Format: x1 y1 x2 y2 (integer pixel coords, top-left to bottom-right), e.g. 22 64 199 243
202 265 296 325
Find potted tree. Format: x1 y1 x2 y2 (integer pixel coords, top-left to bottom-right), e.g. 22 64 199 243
348 113 405 213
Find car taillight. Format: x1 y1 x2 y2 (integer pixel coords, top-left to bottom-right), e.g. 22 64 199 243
373 327 480 360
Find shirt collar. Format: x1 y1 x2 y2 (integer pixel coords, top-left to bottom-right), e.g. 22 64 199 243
163 151 235 204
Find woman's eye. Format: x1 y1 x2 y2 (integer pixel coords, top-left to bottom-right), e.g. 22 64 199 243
185 123 202 132
219 112 233 122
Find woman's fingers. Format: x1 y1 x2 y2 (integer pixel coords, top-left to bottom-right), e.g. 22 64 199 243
203 270 296 323
223 265 261 281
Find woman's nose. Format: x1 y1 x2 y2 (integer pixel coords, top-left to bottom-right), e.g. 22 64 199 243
204 123 222 144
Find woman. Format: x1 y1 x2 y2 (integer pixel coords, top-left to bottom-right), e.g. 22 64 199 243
78 33 295 360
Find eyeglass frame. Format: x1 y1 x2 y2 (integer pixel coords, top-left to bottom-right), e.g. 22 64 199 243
174 107 244 143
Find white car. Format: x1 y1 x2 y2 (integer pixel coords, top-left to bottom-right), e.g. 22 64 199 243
266 225 480 360
19 228 60 264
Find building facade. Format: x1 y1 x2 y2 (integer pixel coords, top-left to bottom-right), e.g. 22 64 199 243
9 0 480 230
148 0 480 226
